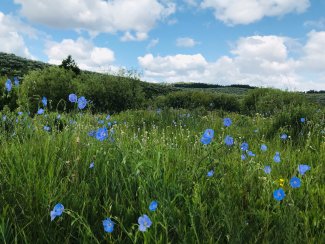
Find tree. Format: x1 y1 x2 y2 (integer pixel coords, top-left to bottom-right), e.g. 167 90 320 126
59 55 81 75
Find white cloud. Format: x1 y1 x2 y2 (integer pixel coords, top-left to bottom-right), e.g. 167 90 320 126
121 31 148 42
45 38 115 72
304 18 325 30
176 37 198 47
138 32 325 91
201 0 310 25
14 0 176 39
146 38 159 50
0 11 35 58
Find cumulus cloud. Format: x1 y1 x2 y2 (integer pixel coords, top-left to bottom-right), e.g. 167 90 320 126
176 37 198 47
138 32 325 91
45 38 115 72
201 0 310 25
14 0 176 39
146 38 159 50
0 11 35 58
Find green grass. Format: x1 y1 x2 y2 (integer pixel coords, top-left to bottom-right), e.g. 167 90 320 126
0 108 324 243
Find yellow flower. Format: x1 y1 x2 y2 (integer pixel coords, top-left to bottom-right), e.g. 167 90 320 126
279 178 285 187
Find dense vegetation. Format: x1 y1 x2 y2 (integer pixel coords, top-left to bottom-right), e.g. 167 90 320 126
0 52 324 242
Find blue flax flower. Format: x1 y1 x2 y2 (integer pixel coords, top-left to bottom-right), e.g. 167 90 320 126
106 114 111 120
149 200 158 211
247 150 255 157
5 79 12 92
300 118 305 123
241 154 246 161
224 135 234 146
223 118 232 127
138 214 152 232
263 166 271 174
50 203 64 221
298 164 310 175
14 77 19 86
96 127 108 141
68 93 77 103
103 218 115 233
200 129 214 145
290 177 301 188
260 144 267 151
280 133 288 140
77 96 87 109
273 152 281 163
89 162 94 169
240 142 249 151
207 170 214 177
37 108 44 115
44 126 50 131
42 97 47 107
273 188 285 201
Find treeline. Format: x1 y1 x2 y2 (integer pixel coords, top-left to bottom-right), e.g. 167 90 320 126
0 66 316 116
173 82 256 89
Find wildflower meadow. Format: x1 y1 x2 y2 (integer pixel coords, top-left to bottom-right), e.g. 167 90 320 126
0 78 324 243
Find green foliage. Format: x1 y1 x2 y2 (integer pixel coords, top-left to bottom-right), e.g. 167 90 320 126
19 66 76 113
75 73 145 112
0 52 49 78
242 88 310 116
0 109 324 243
156 90 241 112
0 77 19 111
59 55 81 75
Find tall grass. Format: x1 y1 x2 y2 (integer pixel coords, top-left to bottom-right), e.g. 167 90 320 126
0 108 324 243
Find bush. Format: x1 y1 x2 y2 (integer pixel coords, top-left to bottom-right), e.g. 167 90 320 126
74 73 145 113
19 66 76 113
155 91 241 112
242 88 309 116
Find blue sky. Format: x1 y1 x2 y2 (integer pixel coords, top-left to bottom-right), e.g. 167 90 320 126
0 0 325 90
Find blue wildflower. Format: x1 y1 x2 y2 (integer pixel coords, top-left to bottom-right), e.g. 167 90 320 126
50 203 64 221
273 152 281 163
273 188 285 201
207 170 214 177
240 142 249 151
138 214 152 232
89 162 94 169
42 97 47 107
106 114 111 120
102 218 115 233
260 144 267 151
290 177 301 188
44 126 50 131
37 108 45 115
68 93 78 103
298 164 310 175
96 127 108 141
77 96 87 110
149 200 158 211
300 118 305 123
57 114 61 119
98 120 104 124
223 118 232 127
247 150 255 157
2 115 6 121
18 111 23 116
263 166 271 174
5 79 12 92
280 133 288 140
241 154 246 161
14 77 19 86
200 129 214 145
88 130 96 137
224 135 234 146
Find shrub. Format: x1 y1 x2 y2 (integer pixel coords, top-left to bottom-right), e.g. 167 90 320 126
242 88 309 116
19 67 76 113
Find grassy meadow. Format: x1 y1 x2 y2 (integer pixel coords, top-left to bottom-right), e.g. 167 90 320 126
0 107 324 243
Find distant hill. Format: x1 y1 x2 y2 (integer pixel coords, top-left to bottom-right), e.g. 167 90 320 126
0 52 50 78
